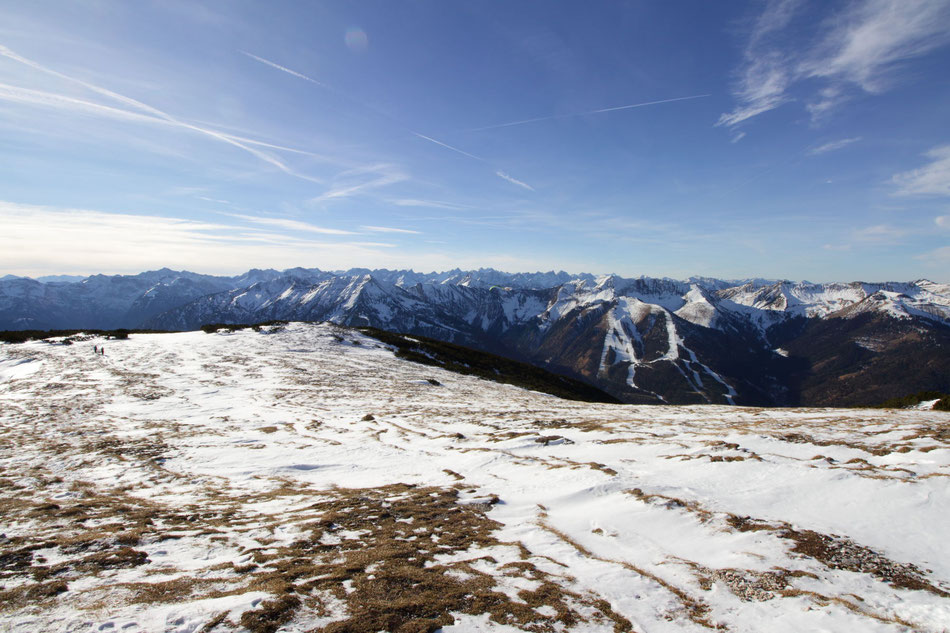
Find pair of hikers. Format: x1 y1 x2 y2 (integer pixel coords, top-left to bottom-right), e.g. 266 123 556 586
93 345 104 356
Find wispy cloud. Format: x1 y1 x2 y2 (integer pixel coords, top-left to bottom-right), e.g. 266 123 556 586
466 94 711 132
495 171 534 191
0 82 166 126
361 225 421 234
719 0 950 127
225 213 357 235
822 243 852 252
391 199 471 210
915 245 950 265
808 137 862 155
0 44 330 183
0 43 170 120
936 215 950 229
892 145 950 196
852 223 910 243
310 164 408 203
0 200 548 277
717 0 801 128
0 200 379 275
800 0 950 93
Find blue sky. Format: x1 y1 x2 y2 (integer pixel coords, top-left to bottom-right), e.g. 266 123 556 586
1 0 949 282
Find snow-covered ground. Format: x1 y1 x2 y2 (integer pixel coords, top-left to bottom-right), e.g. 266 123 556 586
1 322 947 632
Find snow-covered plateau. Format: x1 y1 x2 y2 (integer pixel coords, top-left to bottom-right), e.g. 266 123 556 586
1 323 948 632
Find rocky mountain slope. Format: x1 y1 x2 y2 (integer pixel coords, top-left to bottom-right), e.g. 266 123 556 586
2 268 948 406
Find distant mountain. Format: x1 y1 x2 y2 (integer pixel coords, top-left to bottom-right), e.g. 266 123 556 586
1 274 88 283
2 268 948 406
36 274 89 284
0 268 235 330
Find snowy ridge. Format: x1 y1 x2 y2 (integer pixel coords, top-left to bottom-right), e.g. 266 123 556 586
1 323 948 632
2 267 948 334
714 279 950 324
3 268 949 407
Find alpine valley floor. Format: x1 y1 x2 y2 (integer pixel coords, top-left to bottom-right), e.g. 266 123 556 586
1 323 948 633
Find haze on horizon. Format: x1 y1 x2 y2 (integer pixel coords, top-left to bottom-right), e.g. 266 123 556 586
1 1 949 283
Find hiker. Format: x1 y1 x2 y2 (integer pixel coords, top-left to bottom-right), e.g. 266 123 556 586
93 345 98 354
100 346 105 356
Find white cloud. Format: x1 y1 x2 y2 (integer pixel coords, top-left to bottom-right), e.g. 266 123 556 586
936 215 950 228
391 199 471 210
719 0 950 126
0 200 561 277
851 223 909 243
0 200 479 276
717 52 793 127
361 225 421 234
808 137 862 155
799 0 950 93
310 164 408 203
225 213 357 235
495 170 535 191
915 245 950 265
0 45 341 183
892 145 950 196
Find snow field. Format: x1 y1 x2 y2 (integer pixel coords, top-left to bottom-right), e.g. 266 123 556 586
0 322 948 632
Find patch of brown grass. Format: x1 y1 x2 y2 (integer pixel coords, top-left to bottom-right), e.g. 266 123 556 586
536 517 720 630
241 594 301 633
627 489 714 523
0 580 68 611
230 484 630 632
783 529 948 597
726 513 948 597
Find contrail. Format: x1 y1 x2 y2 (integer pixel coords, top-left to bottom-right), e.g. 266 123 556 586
241 49 533 191
495 170 534 191
466 94 712 132
411 132 485 162
242 49 403 125
241 51 332 89
0 43 326 183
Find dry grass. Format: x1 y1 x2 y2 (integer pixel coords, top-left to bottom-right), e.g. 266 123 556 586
3 327 947 632
536 516 719 630
627 488 715 524
228 483 631 633
725 514 949 597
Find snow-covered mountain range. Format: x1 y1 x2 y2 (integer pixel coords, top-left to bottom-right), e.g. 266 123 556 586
2 268 949 406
